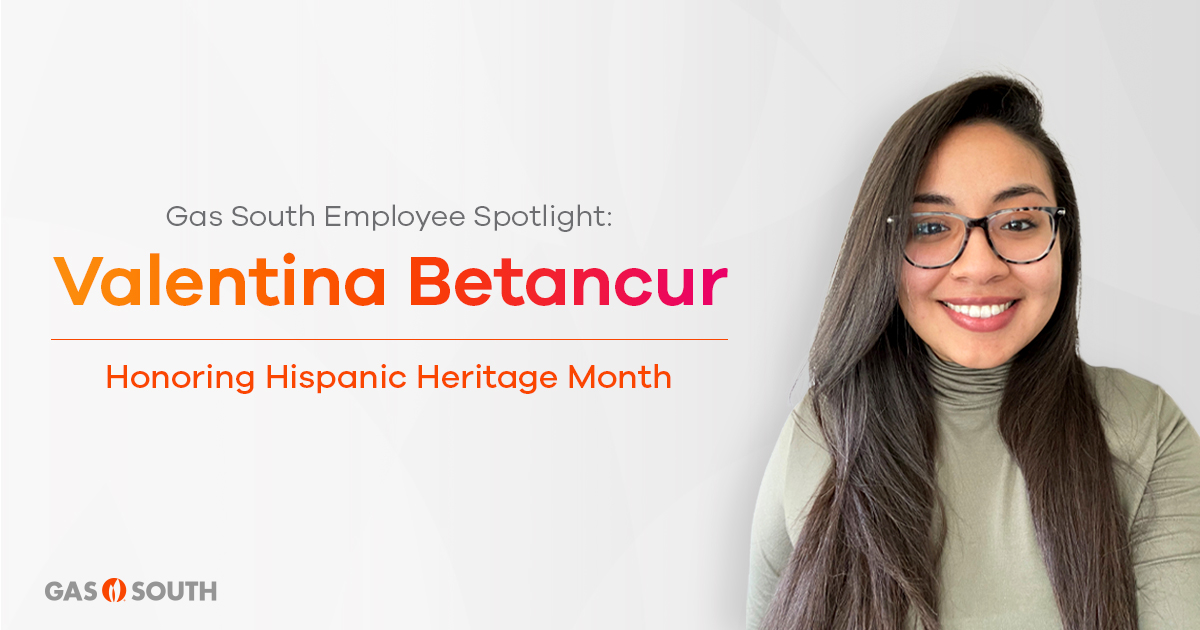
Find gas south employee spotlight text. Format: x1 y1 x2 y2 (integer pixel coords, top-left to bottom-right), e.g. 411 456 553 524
168 204 610 233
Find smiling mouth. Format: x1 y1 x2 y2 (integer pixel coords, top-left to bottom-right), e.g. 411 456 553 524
938 300 1017 319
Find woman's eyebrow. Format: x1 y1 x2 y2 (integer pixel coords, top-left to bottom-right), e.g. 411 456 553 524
993 184 1048 203
913 192 953 205
913 185 1049 206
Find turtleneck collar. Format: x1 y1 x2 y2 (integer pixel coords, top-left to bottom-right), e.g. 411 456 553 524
925 343 1013 412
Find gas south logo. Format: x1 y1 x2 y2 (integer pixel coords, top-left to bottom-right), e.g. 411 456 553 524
44 579 216 602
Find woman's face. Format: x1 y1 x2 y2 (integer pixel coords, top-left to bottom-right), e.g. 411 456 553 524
898 122 1063 369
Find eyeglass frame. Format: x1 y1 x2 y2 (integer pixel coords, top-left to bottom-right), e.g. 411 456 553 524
885 206 1066 269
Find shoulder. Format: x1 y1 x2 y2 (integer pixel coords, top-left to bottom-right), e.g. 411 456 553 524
780 392 831 475
785 391 826 449
1085 363 1192 476
1086 364 1186 438
1087 364 1168 417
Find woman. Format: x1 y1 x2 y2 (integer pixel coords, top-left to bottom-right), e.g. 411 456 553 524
745 75 1200 630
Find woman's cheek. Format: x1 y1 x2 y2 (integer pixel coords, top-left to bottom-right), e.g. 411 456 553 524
1020 249 1063 334
900 268 940 314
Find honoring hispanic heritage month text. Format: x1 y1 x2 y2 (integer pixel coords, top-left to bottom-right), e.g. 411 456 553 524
106 363 673 395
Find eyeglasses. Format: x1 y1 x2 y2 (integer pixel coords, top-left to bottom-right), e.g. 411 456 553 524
886 207 1065 269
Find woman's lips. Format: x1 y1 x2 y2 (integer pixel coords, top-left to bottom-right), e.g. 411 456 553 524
939 299 1020 332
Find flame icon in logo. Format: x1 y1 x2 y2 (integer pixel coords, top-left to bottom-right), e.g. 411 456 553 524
102 578 126 602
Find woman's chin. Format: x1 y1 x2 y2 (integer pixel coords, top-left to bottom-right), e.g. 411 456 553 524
931 343 1017 369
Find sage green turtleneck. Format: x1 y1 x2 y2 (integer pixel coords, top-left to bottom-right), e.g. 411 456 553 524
746 351 1200 629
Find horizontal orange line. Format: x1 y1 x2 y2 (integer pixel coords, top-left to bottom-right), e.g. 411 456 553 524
51 338 728 342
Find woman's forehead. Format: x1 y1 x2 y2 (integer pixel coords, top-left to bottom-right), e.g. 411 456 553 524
916 122 1056 207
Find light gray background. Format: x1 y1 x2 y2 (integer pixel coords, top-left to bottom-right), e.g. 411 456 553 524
3 1 1197 628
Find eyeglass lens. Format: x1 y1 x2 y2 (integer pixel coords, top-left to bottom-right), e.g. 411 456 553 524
904 209 1055 267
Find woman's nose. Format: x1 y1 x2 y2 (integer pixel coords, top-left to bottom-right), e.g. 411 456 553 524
949 225 1009 283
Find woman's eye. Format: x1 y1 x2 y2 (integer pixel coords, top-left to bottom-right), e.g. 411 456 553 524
999 218 1037 231
913 221 949 236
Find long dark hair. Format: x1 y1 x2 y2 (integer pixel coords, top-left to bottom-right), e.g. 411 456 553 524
762 75 1137 629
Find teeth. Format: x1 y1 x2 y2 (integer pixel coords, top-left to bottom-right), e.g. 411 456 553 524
943 301 1013 319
